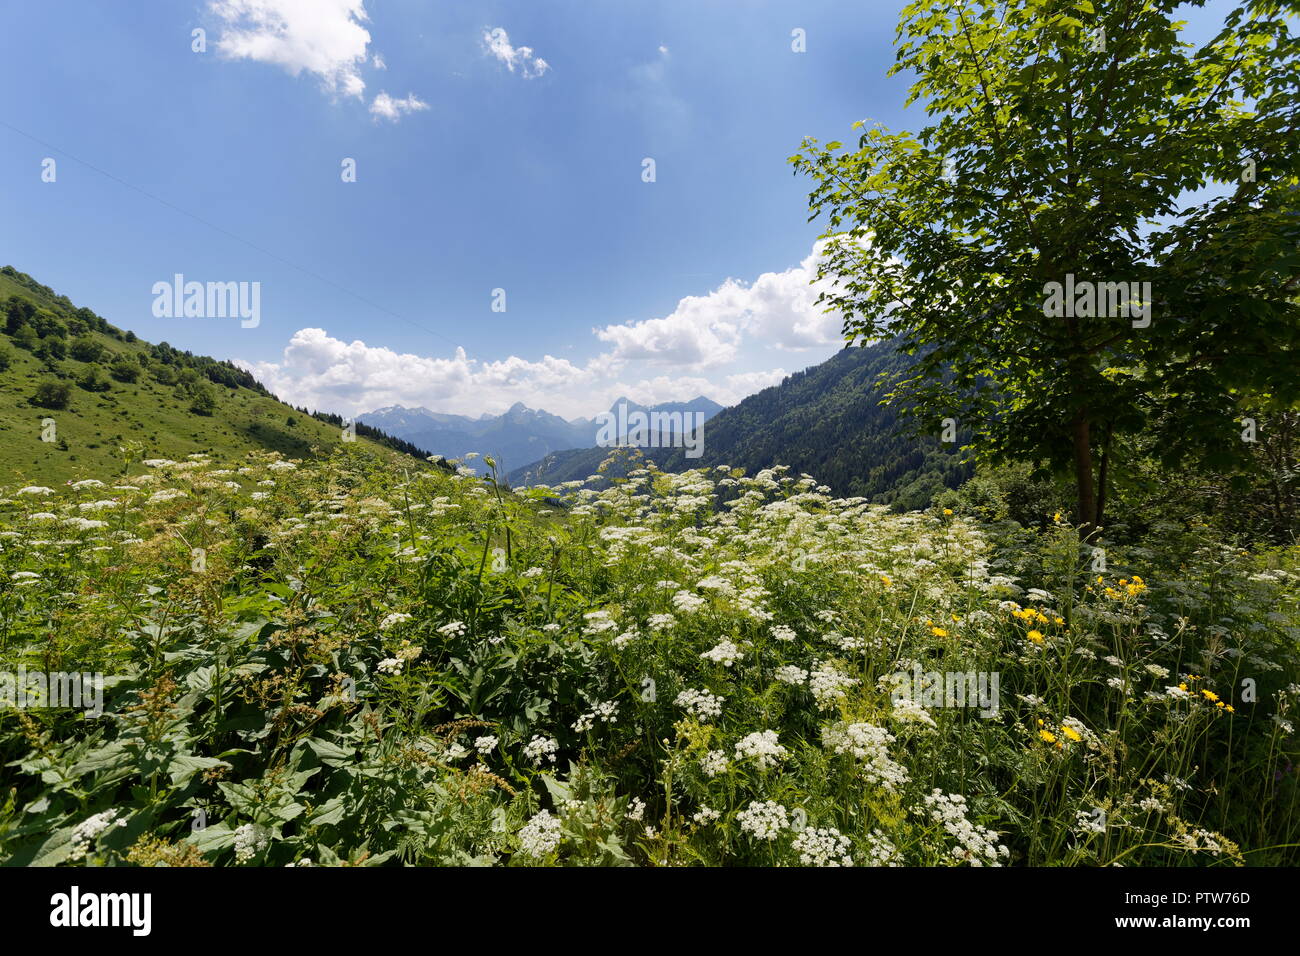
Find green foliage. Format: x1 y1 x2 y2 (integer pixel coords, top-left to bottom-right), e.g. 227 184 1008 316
0 267 432 485
188 384 216 416
938 462 1072 530
109 356 141 383
10 325 38 352
792 0 1300 527
31 379 72 410
150 363 178 386
76 366 111 393
0 449 1295 867
69 335 104 363
37 336 66 361
515 342 973 508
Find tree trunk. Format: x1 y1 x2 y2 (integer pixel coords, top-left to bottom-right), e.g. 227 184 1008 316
1072 414 1098 536
1095 422 1113 528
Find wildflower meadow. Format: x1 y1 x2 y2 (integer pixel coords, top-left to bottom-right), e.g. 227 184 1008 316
1 446 1295 867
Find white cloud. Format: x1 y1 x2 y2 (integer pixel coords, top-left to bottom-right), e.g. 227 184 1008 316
371 53 386 70
237 242 844 419
369 91 429 122
239 329 595 418
239 329 791 419
594 297 746 369
724 368 790 397
209 0 374 98
593 240 844 369
482 27 550 78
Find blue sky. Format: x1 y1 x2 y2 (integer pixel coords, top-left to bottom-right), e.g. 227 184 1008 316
0 0 1241 419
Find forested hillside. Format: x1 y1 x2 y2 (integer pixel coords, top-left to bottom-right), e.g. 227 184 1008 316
513 341 972 510
0 266 427 484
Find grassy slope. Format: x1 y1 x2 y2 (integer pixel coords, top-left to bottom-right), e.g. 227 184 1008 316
0 272 404 486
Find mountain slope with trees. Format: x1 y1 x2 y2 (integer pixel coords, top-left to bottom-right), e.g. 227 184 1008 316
0 266 428 485
511 340 972 509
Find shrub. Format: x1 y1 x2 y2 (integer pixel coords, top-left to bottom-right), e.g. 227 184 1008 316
109 356 140 383
76 366 111 392
31 379 72 409
69 334 103 363
189 385 216 416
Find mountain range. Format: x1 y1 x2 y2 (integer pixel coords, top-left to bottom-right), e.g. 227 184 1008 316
1 265 968 509
506 342 973 510
358 396 724 475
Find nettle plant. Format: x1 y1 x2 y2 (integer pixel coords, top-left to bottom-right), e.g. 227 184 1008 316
0 446 1296 866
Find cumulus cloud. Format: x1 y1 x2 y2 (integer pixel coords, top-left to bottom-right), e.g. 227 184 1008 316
369 91 429 121
482 27 550 78
237 242 846 419
724 368 791 396
209 0 373 98
593 240 844 369
238 329 597 418
239 328 792 420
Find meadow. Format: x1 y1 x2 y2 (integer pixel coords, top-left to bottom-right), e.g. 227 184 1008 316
0 444 1296 866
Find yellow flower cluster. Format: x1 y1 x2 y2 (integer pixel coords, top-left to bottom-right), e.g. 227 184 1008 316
1092 574 1148 600
922 615 964 639
1035 718 1084 750
1007 605 1064 644
1180 675 1235 713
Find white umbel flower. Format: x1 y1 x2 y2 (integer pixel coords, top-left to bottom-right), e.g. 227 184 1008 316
734 730 787 770
701 640 743 667
792 826 854 866
518 809 562 857
736 800 788 840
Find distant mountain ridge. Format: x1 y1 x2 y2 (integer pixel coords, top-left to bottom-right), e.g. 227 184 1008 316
358 395 723 475
508 341 972 510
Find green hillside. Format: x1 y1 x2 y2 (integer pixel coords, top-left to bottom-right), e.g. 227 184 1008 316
512 341 973 509
0 267 429 485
